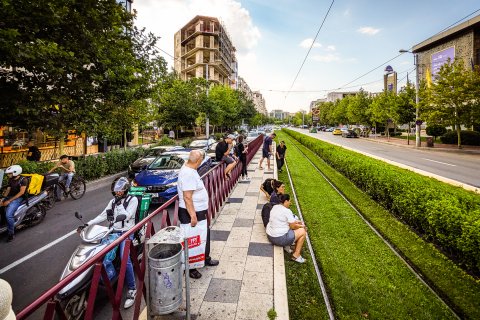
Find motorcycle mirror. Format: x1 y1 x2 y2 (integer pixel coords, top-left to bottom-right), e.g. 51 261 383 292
115 214 127 222
75 212 82 220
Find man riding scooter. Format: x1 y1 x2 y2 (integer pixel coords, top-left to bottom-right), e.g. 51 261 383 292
0 165 27 242
78 177 138 309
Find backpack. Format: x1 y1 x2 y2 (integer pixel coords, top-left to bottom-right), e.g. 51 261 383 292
261 202 274 228
20 174 44 196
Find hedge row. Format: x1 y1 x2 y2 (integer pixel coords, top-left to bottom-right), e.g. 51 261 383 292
18 148 145 181
440 130 480 146
284 129 480 274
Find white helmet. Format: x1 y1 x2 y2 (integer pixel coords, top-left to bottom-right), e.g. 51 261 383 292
5 165 22 177
113 177 130 193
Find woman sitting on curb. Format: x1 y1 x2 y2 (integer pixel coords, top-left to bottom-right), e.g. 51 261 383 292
266 194 307 263
269 180 285 205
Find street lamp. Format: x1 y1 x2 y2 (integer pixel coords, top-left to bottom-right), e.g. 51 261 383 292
399 49 421 147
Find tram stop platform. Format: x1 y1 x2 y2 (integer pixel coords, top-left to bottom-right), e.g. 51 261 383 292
139 148 289 320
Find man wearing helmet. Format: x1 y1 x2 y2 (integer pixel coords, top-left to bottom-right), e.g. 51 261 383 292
82 177 139 309
0 165 27 242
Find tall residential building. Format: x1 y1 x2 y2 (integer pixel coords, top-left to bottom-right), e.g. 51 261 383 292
174 16 237 87
253 91 267 115
326 91 358 102
269 109 289 120
237 76 253 102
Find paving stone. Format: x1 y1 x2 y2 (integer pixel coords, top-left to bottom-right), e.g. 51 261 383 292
236 291 273 320
189 265 216 290
247 169 256 172
256 203 264 210
236 209 256 220
210 230 230 241
211 222 233 231
245 256 273 272
220 246 249 262
209 240 226 259
216 214 236 223
250 225 269 244
245 192 258 196
227 197 243 203
213 260 246 280
197 302 237 320
252 177 263 180
233 218 254 228
241 270 273 295
225 228 251 248
204 278 242 303
247 242 274 258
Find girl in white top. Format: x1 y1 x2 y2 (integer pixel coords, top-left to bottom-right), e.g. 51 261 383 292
266 194 307 263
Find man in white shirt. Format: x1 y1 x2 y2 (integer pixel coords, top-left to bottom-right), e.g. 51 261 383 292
266 194 307 263
177 150 219 279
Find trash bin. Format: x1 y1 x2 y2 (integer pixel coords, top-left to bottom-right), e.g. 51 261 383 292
426 137 434 147
148 242 183 315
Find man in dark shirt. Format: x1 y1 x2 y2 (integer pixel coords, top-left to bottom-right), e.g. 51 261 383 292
26 140 41 161
276 141 287 172
0 165 27 242
259 133 276 170
215 134 237 180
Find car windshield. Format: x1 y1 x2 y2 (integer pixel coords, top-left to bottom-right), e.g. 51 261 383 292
149 154 185 170
145 149 165 157
190 140 207 148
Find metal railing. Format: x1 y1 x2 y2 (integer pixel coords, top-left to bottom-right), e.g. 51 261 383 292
17 135 263 320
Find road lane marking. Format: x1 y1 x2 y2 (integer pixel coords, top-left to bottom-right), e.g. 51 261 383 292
0 230 76 275
421 158 457 167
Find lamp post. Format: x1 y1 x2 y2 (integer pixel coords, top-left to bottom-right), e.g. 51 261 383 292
399 49 421 147
302 111 305 129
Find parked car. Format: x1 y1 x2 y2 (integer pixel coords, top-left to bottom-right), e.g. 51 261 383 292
309 127 318 133
332 128 343 135
132 150 213 204
342 129 359 138
189 138 218 156
246 131 260 142
325 127 335 132
127 145 183 178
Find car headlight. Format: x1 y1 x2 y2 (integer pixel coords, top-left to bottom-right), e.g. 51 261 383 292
166 182 177 188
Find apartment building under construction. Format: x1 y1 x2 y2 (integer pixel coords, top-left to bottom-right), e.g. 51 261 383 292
174 15 237 87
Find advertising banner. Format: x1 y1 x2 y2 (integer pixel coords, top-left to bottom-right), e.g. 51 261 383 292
431 47 455 76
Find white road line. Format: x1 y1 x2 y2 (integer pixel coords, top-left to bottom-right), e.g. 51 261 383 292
421 158 457 167
0 230 76 275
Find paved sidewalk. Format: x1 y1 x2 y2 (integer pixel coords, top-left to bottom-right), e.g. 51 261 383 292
141 149 289 320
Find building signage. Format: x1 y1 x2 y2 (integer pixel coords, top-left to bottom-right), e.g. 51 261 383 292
431 47 455 76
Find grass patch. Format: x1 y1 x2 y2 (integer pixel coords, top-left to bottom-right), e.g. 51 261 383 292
276 131 455 319
278 130 480 319
393 135 428 142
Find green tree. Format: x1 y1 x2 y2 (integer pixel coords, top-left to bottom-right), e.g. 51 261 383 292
347 89 371 125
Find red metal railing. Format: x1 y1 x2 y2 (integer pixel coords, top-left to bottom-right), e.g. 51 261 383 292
17 135 263 320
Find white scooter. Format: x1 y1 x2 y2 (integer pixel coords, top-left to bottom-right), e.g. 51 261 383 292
56 212 142 320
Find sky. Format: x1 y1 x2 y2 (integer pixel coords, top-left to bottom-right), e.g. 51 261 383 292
133 0 480 113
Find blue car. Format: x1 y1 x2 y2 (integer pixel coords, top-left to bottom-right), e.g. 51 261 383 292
132 150 213 204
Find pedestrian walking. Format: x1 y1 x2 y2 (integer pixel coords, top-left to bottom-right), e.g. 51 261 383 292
276 141 287 172
177 150 219 279
236 135 249 181
169 129 175 140
259 133 276 170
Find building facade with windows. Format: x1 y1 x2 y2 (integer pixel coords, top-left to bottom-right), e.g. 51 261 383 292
174 16 237 87
269 109 289 120
326 91 358 102
253 91 268 115
237 76 253 102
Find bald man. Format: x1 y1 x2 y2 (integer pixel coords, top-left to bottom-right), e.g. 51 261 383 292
177 150 219 279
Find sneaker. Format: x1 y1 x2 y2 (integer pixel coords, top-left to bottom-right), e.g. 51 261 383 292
124 289 136 309
65 188 70 194
244 176 250 181
283 246 292 254
292 255 306 264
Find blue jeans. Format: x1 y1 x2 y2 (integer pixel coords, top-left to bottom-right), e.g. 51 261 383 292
119 234 136 290
5 197 24 235
57 172 74 199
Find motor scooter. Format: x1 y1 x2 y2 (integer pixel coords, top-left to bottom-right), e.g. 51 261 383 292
0 170 48 234
56 212 143 320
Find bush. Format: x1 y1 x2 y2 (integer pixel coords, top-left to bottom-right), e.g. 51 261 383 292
157 136 176 146
213 132 224 141
284 128 480 273
181 138 193 148
426 125 447 140
440 130 480 146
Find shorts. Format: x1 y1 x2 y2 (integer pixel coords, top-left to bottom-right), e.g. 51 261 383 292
222 155 235 164
267 229 295 247
262 150 270 158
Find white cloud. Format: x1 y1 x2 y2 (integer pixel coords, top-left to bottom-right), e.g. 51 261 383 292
299 38 322 49
357 26 380 35
326 45 336 51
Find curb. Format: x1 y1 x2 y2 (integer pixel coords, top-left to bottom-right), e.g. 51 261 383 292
84 171 127 193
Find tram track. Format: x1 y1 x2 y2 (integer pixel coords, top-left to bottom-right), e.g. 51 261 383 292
282 135 461 320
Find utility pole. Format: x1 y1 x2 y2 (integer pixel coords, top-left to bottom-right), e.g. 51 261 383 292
206 63 209 139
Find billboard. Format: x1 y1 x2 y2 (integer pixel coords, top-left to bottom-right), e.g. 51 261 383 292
431 47 455 76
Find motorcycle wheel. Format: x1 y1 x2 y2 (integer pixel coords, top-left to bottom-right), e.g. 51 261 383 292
26 205 47 227
60 291 86 320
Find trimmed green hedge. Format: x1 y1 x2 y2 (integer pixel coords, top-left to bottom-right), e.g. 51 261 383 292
284 129 480 274
440 130 480 146
17 148 145 181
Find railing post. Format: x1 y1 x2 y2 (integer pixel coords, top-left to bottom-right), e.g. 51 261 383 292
84 263 103 320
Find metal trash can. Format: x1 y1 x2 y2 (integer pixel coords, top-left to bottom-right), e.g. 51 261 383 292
426 137 434 147
148 242 183 315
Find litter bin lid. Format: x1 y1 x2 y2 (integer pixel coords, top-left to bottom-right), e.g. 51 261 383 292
148 226 185 246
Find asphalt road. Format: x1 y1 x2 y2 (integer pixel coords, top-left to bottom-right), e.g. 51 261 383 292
0 179 168 317
292 128 480 188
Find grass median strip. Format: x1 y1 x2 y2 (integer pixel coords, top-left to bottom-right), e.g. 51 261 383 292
279 130 480 319
276 131 454 319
